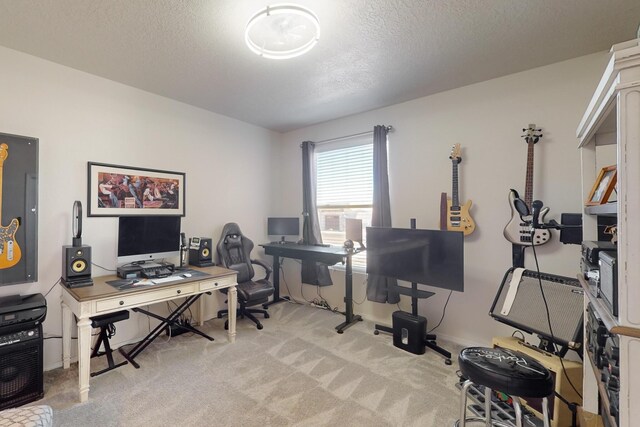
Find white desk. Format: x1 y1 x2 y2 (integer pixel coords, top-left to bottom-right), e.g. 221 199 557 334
60 265 237 402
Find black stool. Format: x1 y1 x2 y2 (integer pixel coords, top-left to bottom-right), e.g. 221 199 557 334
456 347 554 427
90 310 129 377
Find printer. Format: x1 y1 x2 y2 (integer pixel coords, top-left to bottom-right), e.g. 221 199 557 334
0 293 47 330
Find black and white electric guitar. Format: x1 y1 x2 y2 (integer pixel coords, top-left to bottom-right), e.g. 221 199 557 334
503 125 551 246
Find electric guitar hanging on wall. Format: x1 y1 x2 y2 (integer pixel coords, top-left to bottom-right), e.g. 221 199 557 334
0 143 22 269
446 144 475 236
503 125 551 246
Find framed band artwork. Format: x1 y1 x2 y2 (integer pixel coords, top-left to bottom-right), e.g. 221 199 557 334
87 162 185 217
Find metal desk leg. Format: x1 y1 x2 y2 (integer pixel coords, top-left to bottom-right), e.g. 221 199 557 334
335 252 362 333
263 255 290 308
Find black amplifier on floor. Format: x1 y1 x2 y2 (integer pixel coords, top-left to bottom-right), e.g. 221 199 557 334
392 311 426 355
0 293 46 410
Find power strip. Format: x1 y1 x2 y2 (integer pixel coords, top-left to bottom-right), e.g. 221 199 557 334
165 320 191 337
310 302 331 310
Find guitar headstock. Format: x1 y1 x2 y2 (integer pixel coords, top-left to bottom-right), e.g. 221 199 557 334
0 143 8 164
522 124 543 144
449 144 462 164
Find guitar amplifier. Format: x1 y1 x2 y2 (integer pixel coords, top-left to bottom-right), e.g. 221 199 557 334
492 337 582 427
490 268 584 349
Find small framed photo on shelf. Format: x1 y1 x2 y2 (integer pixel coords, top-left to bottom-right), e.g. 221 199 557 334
586 165 616 206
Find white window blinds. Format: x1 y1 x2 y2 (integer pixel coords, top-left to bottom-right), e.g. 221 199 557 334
316 138 372 269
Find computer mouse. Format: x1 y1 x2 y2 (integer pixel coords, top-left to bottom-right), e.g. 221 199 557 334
183 273 192 278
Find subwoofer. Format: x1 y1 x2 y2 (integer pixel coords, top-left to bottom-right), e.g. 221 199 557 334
61 245 93 288
0 324 44 410
392 311 426 355
189 238 214 267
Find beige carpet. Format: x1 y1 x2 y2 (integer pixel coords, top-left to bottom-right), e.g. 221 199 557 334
39 302 463 426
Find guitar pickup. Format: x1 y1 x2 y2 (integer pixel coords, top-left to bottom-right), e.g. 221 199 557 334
450 216 461 221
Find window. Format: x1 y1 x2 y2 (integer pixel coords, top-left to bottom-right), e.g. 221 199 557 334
316 137 372 269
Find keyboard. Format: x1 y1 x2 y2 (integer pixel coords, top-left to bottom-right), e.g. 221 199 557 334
151 276 183 284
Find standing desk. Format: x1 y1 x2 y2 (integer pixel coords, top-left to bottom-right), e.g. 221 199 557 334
60 265 237 402
260 243 363 333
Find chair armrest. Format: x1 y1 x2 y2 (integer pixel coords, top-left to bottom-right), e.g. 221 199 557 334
251 259 272 281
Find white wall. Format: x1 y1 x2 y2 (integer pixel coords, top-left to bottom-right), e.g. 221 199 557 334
0 46 278 370
275 52 610 347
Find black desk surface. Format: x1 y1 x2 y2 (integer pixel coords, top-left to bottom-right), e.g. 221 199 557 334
260 243 351 265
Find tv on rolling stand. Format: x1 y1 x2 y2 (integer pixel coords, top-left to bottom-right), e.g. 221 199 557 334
366 225 464 362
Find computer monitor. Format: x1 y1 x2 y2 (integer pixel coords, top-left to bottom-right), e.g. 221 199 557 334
117 216 181 264
267 217 300 243
345 218 363 245
366 227 464 292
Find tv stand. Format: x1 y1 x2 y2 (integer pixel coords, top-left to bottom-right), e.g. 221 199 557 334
373 218 453 365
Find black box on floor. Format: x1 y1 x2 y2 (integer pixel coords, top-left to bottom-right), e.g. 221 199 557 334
392 311 426 355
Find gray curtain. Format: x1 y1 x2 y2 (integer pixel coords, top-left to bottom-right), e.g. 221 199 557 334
301 141 333 286
367 125 399 303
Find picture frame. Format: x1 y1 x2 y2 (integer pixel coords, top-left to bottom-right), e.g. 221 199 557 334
585 165 616 206
88 162 185 216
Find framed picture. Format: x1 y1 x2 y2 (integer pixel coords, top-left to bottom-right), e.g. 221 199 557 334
88 162 185 216
586 165 616 206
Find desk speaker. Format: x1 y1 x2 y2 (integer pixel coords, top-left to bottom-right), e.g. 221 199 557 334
492 337 582 427
189 238 214 267
61 245 93 287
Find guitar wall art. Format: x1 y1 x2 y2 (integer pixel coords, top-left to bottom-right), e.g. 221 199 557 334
0 133 39 286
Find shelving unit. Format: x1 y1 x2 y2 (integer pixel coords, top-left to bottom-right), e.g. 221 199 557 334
576 38 640 427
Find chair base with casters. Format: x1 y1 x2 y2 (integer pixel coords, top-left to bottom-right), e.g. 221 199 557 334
217 282 272 330
90 310 129 377
218 300 270 330
455 347 554 427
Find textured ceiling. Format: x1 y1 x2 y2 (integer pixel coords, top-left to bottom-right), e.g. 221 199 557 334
0 0 638 132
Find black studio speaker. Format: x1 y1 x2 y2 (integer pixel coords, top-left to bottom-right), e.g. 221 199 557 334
189 238 214 267
61 245 93 287
61 201 93 288
560 213 583 245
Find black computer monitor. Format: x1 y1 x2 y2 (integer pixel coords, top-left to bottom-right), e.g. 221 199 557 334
366 227 464 292
267 217 300 243
117 216 181 264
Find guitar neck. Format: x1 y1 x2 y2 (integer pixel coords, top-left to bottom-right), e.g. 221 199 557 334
451 160 459 206
524 139 534 209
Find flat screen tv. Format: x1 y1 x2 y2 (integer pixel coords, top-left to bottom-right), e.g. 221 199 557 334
117 216 181 264
366 227 464 292
267 217 300 243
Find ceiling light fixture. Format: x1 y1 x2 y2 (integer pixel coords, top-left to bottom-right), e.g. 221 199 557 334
245 4 320 60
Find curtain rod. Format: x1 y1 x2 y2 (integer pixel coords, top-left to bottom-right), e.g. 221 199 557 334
307 125 393 146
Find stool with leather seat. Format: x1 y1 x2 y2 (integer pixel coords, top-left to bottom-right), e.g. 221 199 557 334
456 346 554 427
216 222 275 330
89 310 129 377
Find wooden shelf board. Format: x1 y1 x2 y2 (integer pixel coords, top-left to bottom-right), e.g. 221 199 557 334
584 204 617 216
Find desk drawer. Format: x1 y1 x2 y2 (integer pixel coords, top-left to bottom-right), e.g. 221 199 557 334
199 275 236 292
95 283 197 313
